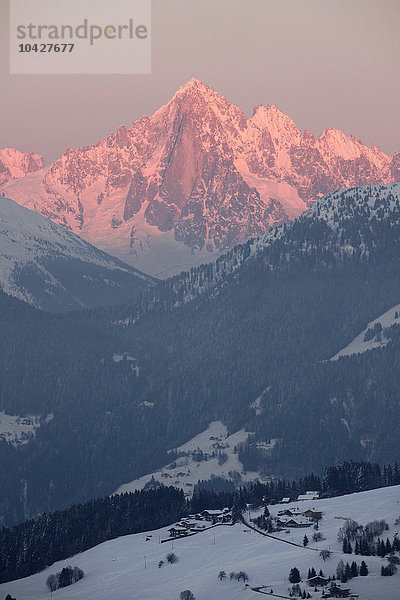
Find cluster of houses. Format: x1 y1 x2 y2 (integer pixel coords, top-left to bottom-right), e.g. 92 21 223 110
275 507 323 529
280 490 321 503
308 577 358 599
168 508 233 538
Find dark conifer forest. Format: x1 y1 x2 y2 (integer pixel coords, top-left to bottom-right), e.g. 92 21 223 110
1 185 400 527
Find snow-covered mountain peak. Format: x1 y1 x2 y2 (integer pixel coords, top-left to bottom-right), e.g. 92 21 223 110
2 80 399 277
164 78 247 133
176 77 213 95
0 148 44 186
317 127 390 166
250 104 300 139
317 128 364 160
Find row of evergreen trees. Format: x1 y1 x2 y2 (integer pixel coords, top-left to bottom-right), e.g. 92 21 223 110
343 535 400 557
323 461 400 496
0 486 185 584
336 559 369 581
191 460 400 511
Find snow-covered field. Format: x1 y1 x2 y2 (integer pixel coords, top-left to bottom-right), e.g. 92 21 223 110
2 485 400 600
0 411 44 446
331 302 400 360
115 421 260 497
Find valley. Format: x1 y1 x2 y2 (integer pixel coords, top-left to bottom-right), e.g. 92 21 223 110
1 4 398 600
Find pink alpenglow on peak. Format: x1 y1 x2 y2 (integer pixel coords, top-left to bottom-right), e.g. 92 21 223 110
1 80 399 277
0 148 44 186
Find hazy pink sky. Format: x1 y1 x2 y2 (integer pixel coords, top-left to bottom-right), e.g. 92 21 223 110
1 0 399 162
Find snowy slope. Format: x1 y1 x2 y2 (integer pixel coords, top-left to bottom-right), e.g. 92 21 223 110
0 196 153 311
0 411 46 446
2 485 400 600
115 421 260 497
331 303 400 360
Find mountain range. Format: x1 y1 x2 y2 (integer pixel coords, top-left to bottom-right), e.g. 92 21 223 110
2 79 399 276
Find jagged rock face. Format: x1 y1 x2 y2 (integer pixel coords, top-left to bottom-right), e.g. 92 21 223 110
174 158 286 250
0 149 44 186
2 79 399 275
391 152 400 181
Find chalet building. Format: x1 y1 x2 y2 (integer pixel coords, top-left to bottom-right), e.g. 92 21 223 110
276 517 312 528
177 520 196 529
218 511 233 523
200 508 232 523
308 575 329 587
280 497 291 503
168 526 189 537
322 584 352 598
298 491 320 501
303 509 323 520
201 509 224 521
277 509 302 517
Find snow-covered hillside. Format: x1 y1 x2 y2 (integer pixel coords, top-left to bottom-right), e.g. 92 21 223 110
331 302 400 360
0 411 50 446
2 485 400 600
115 421 260 497
0 196 153 311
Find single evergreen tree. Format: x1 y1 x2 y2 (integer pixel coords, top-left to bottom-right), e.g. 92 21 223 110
350 561 358 577
336 560 345 580
308 567 316 579
289 567 301 584
359 561 369 576
344 563 352 582
385 538 392 555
